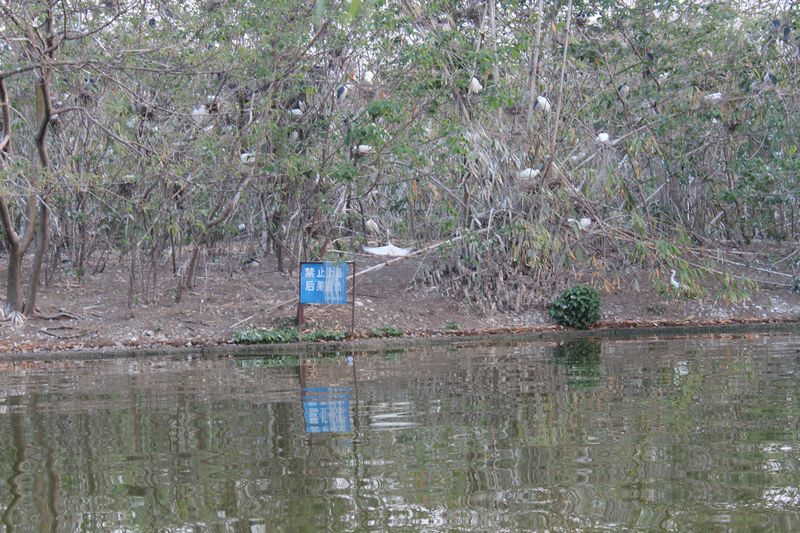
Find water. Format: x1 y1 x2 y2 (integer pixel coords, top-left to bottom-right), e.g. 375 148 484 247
0 333 799 531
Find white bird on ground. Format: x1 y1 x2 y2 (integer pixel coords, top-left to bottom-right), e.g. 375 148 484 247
239 152 255 164
468 77 483 94
596 132 610 143
237 223 246 232
567 217 592 230
533 94 551 112
703 92 723 101
363 70 374 84
363 243 413 257
670 269 681 290
517 167 541 181
355 144 372 154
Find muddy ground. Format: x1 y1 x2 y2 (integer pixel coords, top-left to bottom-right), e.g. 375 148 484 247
0 242 798 353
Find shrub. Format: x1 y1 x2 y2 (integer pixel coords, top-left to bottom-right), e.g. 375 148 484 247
233 327 349 344
232 327 300 344
369 325 405 338
548 284 601 329
301 329 348 342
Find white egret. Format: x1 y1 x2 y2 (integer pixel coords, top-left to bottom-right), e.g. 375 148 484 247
355 144 372 154
517 167 541 181
468 77 483 94
567 217 592 230
670 269 681 290
365 219 380 235
533 94 551 112
596 132 610 143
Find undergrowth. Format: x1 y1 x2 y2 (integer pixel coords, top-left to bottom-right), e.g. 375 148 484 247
232 327 348 345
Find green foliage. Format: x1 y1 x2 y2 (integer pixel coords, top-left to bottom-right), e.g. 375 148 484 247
232 327 301 344
232 327 349 344
548 285 602 330
444 321 460 331
369 325 405 338
301 329 349 342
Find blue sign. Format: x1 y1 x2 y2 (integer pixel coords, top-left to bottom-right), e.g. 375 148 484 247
302 387 352 433
299 262 349 304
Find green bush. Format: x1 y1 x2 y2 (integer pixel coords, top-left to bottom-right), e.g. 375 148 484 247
233 327 348 344
547 284 601 329
369 325 405 338
233 327 301 344
301 329 348 342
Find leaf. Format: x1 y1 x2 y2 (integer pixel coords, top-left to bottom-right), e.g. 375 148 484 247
347 0 362 19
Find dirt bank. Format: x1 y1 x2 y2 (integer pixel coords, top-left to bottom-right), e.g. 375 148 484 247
0 246 798 354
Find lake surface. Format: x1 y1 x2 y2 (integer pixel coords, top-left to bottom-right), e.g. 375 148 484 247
1 333 799 531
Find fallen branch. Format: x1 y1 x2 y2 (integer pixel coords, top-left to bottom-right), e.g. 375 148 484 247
36 308 83 320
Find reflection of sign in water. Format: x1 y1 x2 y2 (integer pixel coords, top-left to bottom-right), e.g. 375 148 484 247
299 262 349 305
302 387 352 433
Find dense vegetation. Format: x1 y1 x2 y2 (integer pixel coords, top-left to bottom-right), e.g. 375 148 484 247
0 0 797 321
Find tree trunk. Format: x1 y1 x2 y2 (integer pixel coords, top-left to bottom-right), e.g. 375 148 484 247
25 200 49 315
5 245 23 312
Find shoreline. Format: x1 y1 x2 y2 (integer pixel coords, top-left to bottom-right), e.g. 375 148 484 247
2 317 798 362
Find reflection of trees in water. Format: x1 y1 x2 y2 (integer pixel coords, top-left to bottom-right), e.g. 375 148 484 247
551 340 603 388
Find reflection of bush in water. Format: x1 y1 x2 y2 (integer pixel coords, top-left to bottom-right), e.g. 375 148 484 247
552 340 602 387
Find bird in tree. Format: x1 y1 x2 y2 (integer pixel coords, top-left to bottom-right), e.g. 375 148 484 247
617 83 630 101
336 84 348 105
468 77 483 94
670 270 681 290
533 94 551 112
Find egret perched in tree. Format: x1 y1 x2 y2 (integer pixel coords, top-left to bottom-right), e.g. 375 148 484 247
354 144 372 155
670 269 681 290
363 70 374 84
596 132 610 143
567 217 592 230
517 167 541 181
336 84 348 104
365 219 380 235
617 83 630 100
533 94 551 112
468 77 483 94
